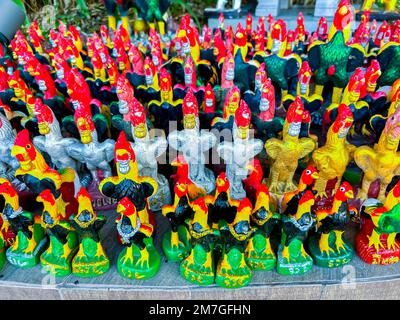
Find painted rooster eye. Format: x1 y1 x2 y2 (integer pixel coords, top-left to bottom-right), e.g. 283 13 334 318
340 187 345 192
26 144 31 149
306 170 311 174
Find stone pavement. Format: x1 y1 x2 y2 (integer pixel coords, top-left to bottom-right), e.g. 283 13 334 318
0 210 399 300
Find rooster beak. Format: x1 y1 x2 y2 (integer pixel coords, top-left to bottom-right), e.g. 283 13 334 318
345 190 354 199
311 172 319 179
171 160 181 167
11 145 26 157
245 163 256 172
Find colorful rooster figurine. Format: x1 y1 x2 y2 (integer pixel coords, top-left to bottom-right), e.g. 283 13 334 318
246 184 281 271
356 181 400 265
309 182 357 268
11 129 79 219
0 178 46 268
116 197 160 280
37 189 78 277
277 190 316 275
70 187 109 277
280 165 319 215
308 0 364 104
180 197 219 286
216 198 255 289
265 97 316 196
162 179 194 262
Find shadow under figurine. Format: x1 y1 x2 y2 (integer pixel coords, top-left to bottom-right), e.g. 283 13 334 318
70 187 109 277
116 197 160 280
37 189 78 277
0 178 46 268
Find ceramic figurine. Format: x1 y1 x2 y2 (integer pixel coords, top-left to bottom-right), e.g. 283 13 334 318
217 100 263 200
116 197 160 279
99 131 157 229
230 24 258 93
180 197 219 286
70 187 109 277
134 0 171 34
246 185 280 271
114 73 137 140
37 190 78 277
243 63 267 111
126 44 146 88
354 107 400 201
323 68 369 141
356 181 400 265
32 98 79 171
265 97 316 196
211 86 240 133
168 89 217 195
103 0 132 32
11 129 78 218
199 83 221 130
162 179 194 262
376 29 400 87
254 19 301 100
65 99 115 209
312 104 355 198
277 190 316 275
216 198 254 289
249 78 284 142
206 172 240 230
367 80 400 140
170 155 208 199
282 61 323 130
308 0 364 104
128 99 171 211
212 51 235 107
136 56 162 104
0 178 46 268
148 68 183 134
172 55 206 106
309 182 357 267
280 165 319 214
0 110 24 187
361 0 398 12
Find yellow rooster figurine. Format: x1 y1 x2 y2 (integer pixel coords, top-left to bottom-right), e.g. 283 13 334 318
265 96 316 196
354 107 400 202
312 104 355 198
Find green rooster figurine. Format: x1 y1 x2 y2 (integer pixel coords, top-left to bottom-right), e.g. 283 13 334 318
116 197 160 280
70 187 109 277
37 189 78 277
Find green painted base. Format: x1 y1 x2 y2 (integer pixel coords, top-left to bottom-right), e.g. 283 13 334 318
215 248 252 289
245 234 276 271
40 233 79 277
180 243 214 286
6 224 47 269
276 241 313 275
162 225 191 262
72 238 109 278
0 239 6 272
117 238 160 280
308 234 353 268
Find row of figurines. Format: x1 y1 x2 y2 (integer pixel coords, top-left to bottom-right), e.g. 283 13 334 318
1 127 400 289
